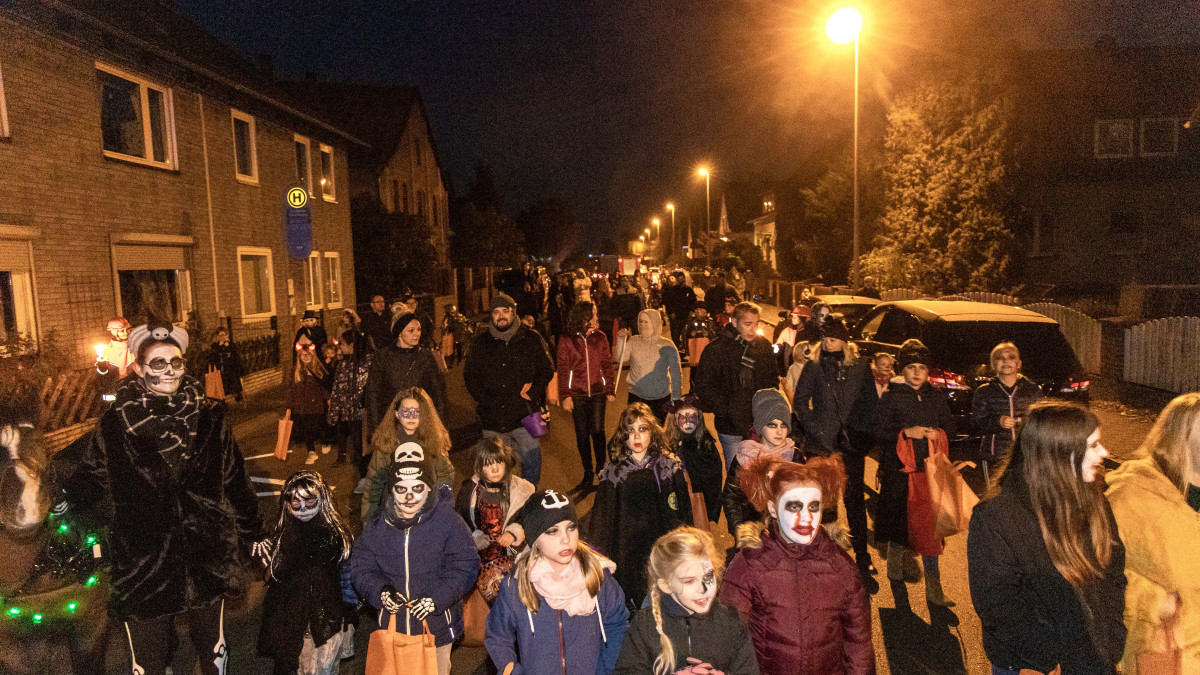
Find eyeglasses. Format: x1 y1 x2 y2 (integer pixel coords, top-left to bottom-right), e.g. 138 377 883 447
143 357 185 373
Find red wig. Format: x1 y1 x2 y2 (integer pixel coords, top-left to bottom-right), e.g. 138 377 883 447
739 455 846 514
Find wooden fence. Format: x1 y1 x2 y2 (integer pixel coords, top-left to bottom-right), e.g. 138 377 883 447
880 288 925 301
40 367 101 433
959 292 1020 306
1124 316 1200 393
1023 303 1103 374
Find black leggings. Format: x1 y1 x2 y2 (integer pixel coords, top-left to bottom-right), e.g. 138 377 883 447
571 395 608 478
123 599 227 675
335 419 366 472
844 428 874 563
627 393 671 425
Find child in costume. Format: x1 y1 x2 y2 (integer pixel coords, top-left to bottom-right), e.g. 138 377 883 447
615 526 760 674
486 489 629 674
360 386 454 522
258 471 356 675
663 395 722 525
325 329 372 469
454 437 535 602
207 326 245 401
722 388 800 545
720 455 874 675
587 403 692 608
287 335 331 465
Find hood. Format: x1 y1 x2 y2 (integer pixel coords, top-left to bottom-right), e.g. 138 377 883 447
383 482 452 528
636 309 663 340
1105 456 1184 505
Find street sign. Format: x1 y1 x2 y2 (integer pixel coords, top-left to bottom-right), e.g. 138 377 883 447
284 185 312 259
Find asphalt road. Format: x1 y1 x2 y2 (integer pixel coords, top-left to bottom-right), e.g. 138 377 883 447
98 359 1155 674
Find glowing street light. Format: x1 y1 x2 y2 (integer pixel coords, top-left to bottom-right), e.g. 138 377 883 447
697 168 711 238
666 203 676 252
826 6 863 285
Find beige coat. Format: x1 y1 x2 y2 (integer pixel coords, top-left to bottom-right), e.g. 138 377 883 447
1106 457 1200 674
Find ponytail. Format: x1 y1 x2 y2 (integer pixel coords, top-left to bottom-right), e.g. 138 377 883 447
644 526 724 675
649 585 676 675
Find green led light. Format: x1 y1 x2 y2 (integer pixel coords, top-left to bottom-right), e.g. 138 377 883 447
58 523 69 533
86 535 97 545
7 607 20 617
66 602 78 613
85 576 98 587
31 613 43 624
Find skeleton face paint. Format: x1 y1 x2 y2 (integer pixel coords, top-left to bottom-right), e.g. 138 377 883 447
289 488 320 522
392 479 429 519
770 485 823 545
397 398 420 432
659 557 717 615
675 408 700 435
135 343 185 395
393 442 424 463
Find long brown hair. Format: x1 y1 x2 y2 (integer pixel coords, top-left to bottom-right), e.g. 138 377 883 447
995 401 1112 587
645 526 724 675
470 436 519 514
566 301 596 336
1135 391 1200 494
606 403 669 464
370 387 451 460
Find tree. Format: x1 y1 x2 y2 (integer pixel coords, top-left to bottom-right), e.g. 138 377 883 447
449 164 526 267
516 196 582 261
351 196 440 299
861 72 1015 294
793 155 883 284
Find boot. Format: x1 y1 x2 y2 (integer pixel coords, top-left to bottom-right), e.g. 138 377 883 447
924 560 955 607
886 544 907 582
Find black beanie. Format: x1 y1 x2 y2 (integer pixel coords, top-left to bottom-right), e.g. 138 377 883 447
391 312 421 340
821 315 851 342
896 338 932 370
513 489 578 543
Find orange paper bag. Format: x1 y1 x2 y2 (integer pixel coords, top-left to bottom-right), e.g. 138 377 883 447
205 367 226 400
274 409 293 461
687 337 710 367
925 452 979 539
365 615 438 675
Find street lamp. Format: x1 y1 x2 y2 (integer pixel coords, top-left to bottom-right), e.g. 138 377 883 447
666 203 676 254
826 7 862 286
697 168 711 237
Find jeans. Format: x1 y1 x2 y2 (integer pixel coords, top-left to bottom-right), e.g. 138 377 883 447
570 395 608 478
124 599 227 675
717 433 743 474
484 427 542 485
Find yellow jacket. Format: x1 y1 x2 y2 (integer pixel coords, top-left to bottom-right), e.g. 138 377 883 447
1106 457 1200 674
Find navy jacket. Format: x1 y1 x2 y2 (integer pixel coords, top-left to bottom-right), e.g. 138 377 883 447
971 376 1043 462
351 485 480 646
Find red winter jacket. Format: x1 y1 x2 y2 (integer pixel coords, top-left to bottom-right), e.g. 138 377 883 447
720 524 875 675
557 329 615 400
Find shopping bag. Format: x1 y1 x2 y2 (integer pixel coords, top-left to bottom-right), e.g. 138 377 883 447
925 452 979 539
274 409 293 461
205 366 226 400
687 337 710 367
545 373 560 407
1136 626 1182 675
682 470 709 528
460 588 490 648
365 615 438 675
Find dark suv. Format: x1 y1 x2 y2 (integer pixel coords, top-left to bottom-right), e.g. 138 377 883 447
852 300 1090 431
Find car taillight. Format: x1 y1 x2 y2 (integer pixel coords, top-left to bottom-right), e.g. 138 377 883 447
928 367 970 391
1061 377 1091 393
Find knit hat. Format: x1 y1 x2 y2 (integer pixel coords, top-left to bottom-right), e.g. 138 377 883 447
513 489 577 543
490 293 517 311
388 458 434 492
391 312 421 340
821 315 851 342
752 388 791 434
895 338 932 370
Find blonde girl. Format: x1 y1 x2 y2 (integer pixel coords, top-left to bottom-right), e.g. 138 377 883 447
287 335 331 465
615 526 759 674
361 386 455 521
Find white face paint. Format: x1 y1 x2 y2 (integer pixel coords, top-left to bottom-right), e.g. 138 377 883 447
658 557 717 615
675 408 700 435
768 485 823 545
134 343 185 396
392 478 429 519
393 441 424 463
288 488 320 522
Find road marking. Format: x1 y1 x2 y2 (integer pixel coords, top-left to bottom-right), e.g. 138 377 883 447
251 476 285 485
256 491 281 497
243 452 277 461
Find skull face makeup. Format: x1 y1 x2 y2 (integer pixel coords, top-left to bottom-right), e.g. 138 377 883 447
658 557 717 615
289 488 320 522
393 441 424 463
675 408 700 435
392 479 429 519
770 485 823 546
134 342 185 396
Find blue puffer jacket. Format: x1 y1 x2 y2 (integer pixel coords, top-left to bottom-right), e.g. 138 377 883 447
351 485 480 646
486 567 629 675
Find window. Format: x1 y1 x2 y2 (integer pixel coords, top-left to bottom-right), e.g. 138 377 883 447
118 270 191 324
294 135 312 194
231 109 258 183
324 252 342 308
0 235 37 343
1140 117 1178 156
319 143 335 201
875 309 922 346
306 252 323 308
0 60 10 138
237 247 275 319
1094 119 1134 158
98 63 176 168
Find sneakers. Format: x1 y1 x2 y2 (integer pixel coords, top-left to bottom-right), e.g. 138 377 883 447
305 451 318 465
353 478 368 494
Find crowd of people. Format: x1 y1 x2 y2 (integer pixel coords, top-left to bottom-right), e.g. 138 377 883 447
22 266 1199 675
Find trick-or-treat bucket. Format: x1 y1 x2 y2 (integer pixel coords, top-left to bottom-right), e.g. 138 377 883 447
521 411 549 438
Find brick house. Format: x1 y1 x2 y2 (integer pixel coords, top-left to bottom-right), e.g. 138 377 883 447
0 0 364 378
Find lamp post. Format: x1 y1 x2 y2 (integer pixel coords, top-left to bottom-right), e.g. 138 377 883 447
697 168 711 237
666 203 676 256
826 7 863 286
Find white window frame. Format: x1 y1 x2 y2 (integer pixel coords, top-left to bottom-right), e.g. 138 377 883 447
0 59 10 138
230 108 258 184
319 143 336 202
236 246 276 320
1139 117 1178 157
96 62 178 170
306 252 323 308
294 134 313 196
323 252 342 309
1094 119 1134 159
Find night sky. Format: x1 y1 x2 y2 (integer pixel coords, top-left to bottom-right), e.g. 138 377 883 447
178 0 1199 245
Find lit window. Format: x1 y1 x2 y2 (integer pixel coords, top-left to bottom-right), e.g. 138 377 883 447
0 270 36 342
0 60 10 138
306 252 323 308
294 134 312 194
231 109 258 183
1140 118 1178 157
237 247 275 319
319 143 335 201
324 252 342 308
1094 119 1134 159
98 63 176 169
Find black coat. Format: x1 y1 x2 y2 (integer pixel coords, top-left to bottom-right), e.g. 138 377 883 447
615 595 760 674
463 326 555 433
662 284 696 322
692 326 780 436
971 376 1043 463
968 472 1126 674
611 290 644 333
206 341 244 396
363 344 447 434
792 352 874 456
360 310 393 353
63 394 263 620
872 381 954 547
258 519 346 664
676 433 723 523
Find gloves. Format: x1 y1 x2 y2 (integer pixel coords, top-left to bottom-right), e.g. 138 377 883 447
380 586 405 614
249 539 273 567
408 596 436 621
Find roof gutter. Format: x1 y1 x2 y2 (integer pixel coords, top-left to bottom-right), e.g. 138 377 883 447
37 0 371 148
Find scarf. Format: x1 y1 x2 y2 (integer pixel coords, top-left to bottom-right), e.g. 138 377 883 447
873 368 892 389
529 555 616 616
735 437 796 466
735 333 755 389
490 322 519 343
114 376 203 473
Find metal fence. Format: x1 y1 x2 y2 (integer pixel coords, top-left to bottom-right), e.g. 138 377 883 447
880 288 926 301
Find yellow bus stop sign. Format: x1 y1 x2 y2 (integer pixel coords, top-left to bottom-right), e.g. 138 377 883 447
287 187 308 209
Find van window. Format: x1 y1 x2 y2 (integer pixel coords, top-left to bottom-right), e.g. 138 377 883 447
875 309 921 345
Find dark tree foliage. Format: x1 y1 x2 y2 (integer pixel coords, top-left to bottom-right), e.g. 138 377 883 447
449 164 525 267
792 154 884 285
516 195 582 262
351 196 440 299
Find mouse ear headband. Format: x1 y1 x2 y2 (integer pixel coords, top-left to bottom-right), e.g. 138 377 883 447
127 322 190 359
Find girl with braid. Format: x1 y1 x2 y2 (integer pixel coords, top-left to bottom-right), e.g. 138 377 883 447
615 526 759 674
